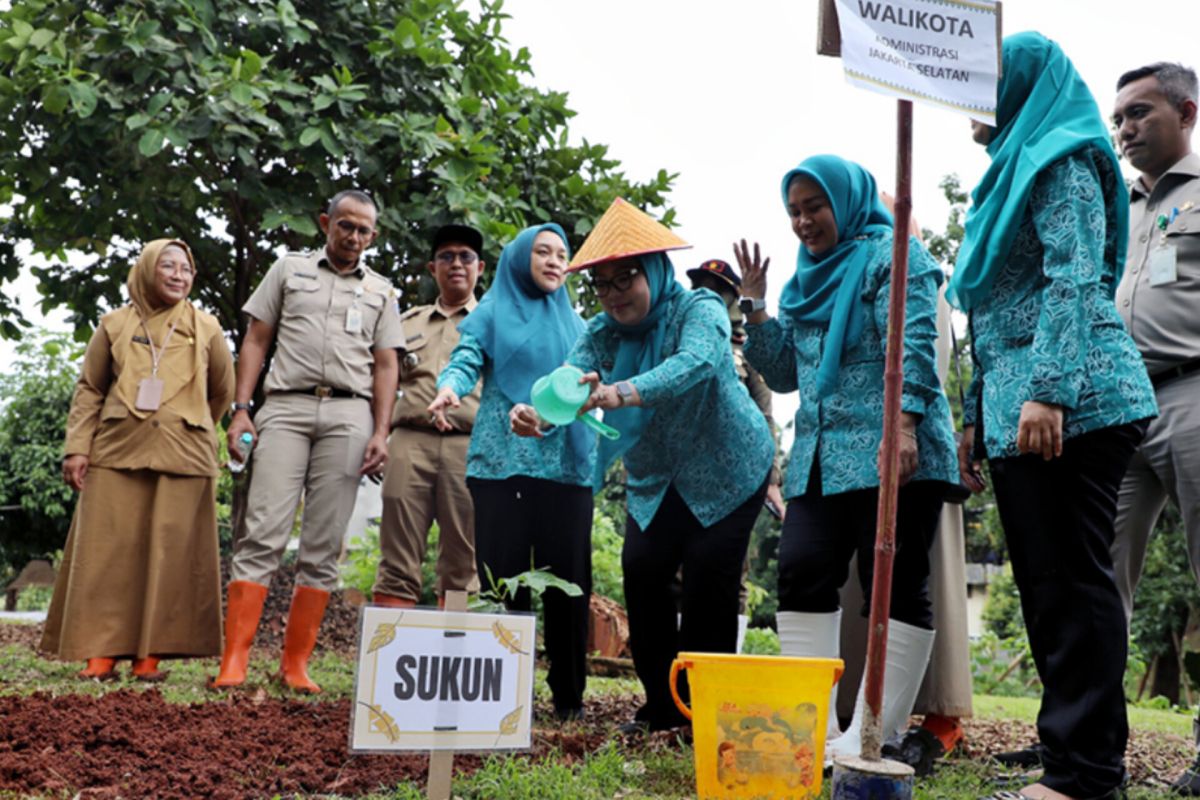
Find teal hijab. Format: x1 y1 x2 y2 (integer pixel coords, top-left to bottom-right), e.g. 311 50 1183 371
457 223 591 471
948 31 1129 311
591 252 706 489
779 155 894 399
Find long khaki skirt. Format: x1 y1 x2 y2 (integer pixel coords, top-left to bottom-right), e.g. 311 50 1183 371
40 466 222 660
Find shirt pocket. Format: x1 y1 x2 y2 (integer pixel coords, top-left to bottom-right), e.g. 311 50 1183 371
1165 201 1200 268
400 331 430 380
359 289 386 339
283 275 324 316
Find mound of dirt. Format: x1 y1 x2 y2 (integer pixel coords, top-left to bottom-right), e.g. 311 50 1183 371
0 690 641 799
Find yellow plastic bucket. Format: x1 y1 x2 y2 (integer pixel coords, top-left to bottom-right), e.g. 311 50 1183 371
670 652 844 800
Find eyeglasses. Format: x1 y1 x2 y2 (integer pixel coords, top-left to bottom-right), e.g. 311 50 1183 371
593 268 641 298
434 250 479 266
156 262 195 278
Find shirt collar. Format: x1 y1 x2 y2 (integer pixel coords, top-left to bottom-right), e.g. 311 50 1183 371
432 295 478 319
318 248 365 279
1131 151 1200 200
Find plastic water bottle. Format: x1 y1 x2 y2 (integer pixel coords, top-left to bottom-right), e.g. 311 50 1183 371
228 432 254 473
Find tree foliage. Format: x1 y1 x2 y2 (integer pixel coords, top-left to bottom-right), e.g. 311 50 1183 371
0 0 675 342
0 331 81 581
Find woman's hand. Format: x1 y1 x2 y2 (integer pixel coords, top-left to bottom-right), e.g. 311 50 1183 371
878 412 920 484
578 371 639 413
62 454 89 492
510 403 546 438
428 387 461 433
1017 401 1063 460
733 239 769 300
958 425 986 493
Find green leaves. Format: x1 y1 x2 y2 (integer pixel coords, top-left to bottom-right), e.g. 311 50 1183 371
138 128 166 157
0 0 676 345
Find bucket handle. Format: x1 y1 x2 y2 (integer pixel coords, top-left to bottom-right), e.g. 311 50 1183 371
668 658 692 721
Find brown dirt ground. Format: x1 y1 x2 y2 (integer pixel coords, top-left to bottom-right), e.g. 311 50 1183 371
0 689 648 799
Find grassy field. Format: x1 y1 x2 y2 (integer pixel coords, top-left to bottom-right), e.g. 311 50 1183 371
1 622 1194 799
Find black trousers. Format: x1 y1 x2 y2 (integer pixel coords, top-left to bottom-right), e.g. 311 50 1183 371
623 482 767 728
468 476 593 713
778 465 945 629
989 421 1148 798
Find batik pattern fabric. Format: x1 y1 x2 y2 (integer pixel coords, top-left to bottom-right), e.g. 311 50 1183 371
438 332 594 487
568 290 774 529
962 149 1158 459
745 233 958 500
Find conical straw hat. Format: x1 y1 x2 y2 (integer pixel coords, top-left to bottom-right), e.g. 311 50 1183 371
568 198 691 270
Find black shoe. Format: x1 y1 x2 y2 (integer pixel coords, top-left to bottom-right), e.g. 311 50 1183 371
617 719 650 737
991 742 1046 768
1172 752 1200 796
882 726 945 777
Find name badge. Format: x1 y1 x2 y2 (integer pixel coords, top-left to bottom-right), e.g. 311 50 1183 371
346 305 363 334
1148 245 1178 287
135 377 164 411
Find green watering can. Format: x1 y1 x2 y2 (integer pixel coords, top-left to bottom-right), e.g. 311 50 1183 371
530 365 621 440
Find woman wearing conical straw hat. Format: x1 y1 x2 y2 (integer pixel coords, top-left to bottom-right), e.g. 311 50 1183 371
954 33 1156 800
429 223 596 721
734 155 959 763
41 239 235 681
512 198 774 733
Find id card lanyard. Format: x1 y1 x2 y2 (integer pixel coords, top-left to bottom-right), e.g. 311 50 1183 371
135 316 181 411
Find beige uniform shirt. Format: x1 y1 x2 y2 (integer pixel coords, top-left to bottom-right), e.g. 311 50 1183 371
243 249 405 396
392 297 481 432
1116 152 1200 376
63 306 235 476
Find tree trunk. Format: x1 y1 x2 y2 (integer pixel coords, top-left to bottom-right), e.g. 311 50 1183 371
1151 637 1182 705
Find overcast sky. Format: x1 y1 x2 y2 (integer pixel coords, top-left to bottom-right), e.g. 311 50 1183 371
5 1 1200 417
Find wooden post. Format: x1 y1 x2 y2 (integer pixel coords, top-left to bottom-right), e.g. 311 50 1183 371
427 590 467 800
860 98 914 761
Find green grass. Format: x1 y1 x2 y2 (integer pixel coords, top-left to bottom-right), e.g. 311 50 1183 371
3 625 1195 799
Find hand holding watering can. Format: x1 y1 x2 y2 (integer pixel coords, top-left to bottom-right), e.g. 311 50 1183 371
510 365 622 440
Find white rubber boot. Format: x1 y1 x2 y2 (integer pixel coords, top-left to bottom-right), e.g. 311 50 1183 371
825 619 935 764
777 609 843 740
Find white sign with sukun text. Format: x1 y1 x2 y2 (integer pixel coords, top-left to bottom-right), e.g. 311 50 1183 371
349 607 536 752
833 0 1000 122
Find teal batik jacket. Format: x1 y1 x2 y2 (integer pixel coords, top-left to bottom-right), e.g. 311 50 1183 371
962 148 1158 459
745 234 959 500
567 290 774 530
438 332 595 487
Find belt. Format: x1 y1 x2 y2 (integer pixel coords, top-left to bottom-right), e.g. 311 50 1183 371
272 386 370 401
1149 359 1200 389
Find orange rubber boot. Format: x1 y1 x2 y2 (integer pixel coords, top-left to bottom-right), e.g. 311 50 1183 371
210 580 269 688
79 657 117 680
921 713 965 753
279 585 330 693
132 657 166 682
372 591 416 608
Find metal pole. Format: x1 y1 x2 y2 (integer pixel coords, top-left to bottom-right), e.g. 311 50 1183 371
860 98 913 761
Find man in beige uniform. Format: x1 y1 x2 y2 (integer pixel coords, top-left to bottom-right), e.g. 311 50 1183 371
1111 62 1200 794
213 189 404 692
372 224 484 608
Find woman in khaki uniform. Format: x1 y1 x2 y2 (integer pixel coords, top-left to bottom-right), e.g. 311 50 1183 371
41 239 235 681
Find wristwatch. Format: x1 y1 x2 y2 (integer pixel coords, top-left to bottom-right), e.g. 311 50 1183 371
739 297 767 315
232 401 253 413
615 381 635 407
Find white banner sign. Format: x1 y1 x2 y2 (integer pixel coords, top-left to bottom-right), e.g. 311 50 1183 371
833 0 1000 122
350 607 536 752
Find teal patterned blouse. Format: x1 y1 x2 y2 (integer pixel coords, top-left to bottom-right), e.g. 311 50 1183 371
438 332 594 487
745 234 959 500
567 290 775 529
962 148 1158 459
